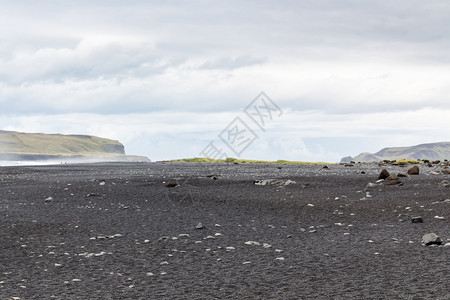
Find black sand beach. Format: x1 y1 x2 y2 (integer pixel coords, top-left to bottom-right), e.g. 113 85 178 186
1 162 449 299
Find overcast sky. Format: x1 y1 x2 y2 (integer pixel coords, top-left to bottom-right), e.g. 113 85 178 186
1 0 450 162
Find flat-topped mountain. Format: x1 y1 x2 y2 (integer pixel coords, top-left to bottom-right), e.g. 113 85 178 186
341 141 450 163
0 130 149 162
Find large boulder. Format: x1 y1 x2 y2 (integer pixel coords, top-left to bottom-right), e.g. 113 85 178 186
407 166 420 175
378 169 390 180
422 233 442 246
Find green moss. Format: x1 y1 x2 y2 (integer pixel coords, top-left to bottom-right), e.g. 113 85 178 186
395 159 421 164
171 157 333 165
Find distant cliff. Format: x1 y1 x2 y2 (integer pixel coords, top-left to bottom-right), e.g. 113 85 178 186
0 130 149 162
341 142 450 163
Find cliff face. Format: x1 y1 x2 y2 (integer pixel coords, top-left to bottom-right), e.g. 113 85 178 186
0 130 128 161
341 142 450 163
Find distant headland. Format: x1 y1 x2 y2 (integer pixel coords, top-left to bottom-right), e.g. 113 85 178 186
0 130 150 163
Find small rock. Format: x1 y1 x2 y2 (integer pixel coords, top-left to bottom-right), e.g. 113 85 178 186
422 233 442 246
254 179 296 186
195 222 205 230
378 169 390 180
411 216 423 223
166 182 179 188
386 175 399 181
434 216 445 220
366 183 377 188
397 173 408 177
275 257 285 261
45 197 53 202
438 180 449 188
407 166 420 175
244 241 260 246
86 193 100 197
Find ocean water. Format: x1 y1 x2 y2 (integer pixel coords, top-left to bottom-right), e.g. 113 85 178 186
0 160 65 167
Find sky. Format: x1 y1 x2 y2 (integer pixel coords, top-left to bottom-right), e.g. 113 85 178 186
1 0 450 162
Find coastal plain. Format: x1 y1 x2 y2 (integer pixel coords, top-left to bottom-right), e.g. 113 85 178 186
1 162 449 299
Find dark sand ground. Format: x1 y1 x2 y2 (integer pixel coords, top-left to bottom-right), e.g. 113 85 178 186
1 162 449 299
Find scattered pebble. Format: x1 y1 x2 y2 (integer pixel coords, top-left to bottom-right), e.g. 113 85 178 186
195 222 205 230
244 241 260 246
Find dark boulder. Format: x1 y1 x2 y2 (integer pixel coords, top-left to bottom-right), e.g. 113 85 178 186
411 216 423 223
407 166 420 175
378 169 390 180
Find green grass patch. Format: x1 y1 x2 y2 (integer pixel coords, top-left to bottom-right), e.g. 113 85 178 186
171 157 333 165
394 159 421 164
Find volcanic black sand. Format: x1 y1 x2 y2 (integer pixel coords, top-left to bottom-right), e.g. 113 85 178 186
1 162 449 299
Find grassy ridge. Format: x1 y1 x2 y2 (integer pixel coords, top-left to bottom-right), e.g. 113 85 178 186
0 130 124 156
171 157 332 165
